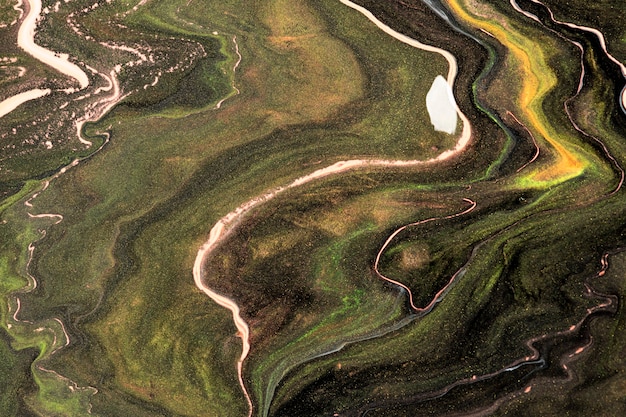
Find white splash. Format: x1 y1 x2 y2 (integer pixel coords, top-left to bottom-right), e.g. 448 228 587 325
426 75 458 134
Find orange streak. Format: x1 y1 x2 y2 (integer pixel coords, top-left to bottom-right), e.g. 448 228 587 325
446 0 585 182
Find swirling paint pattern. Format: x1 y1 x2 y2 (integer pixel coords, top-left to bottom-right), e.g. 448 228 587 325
1 0 625 416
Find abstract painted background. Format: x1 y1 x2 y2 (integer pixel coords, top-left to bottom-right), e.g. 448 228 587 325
1 0 625 415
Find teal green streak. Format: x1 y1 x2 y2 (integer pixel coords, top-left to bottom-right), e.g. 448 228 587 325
0 181 39 216
0 181 98 417
29 355 95 417
252 222 403 417
471 41 518 181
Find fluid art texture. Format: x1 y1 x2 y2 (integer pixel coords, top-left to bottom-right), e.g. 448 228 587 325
1 0 625 416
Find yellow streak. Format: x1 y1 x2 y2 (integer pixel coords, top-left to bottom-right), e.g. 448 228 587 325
445 0 586 183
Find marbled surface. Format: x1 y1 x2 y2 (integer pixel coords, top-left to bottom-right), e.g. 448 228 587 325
1 0 625 416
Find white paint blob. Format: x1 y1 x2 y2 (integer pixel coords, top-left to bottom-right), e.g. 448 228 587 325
426 75 458 134
0 88 51 118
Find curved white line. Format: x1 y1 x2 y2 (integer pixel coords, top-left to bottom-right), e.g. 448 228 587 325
529 0 626 113
0 88 51 118
193 2 474 415
373 198 477 312
193 236 253 417
75 69 124 146
338 0 457 83
18 0 89 88
215 35 242 109
338 0 472 149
